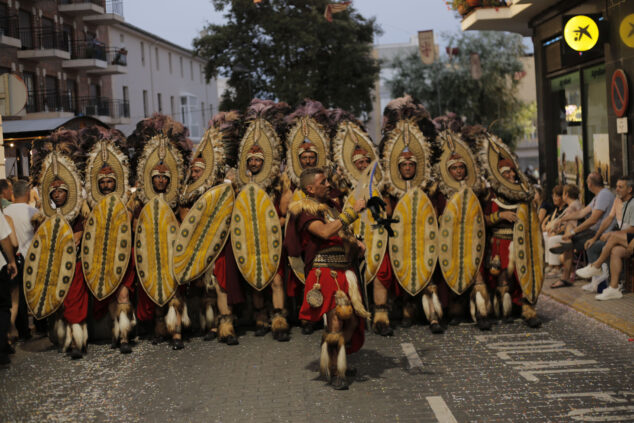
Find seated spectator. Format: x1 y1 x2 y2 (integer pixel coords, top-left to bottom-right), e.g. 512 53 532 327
548 182 588 288
534 185 554 227
543 185 567 274
576 176 634 300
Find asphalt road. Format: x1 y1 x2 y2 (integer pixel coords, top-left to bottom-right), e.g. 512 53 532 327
1 295 633 423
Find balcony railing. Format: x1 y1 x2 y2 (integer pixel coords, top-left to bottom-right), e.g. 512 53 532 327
58 0 103 6
105 0 123 16
0 15 19 39
106 47 127 66
77 96 130 119
19 27 69 51
71 39 107 60
26 90 75 114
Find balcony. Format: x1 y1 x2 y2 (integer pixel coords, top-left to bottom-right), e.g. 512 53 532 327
83 0 124 25
24 90 75 119
86 47 128 75
17 28 71 60
460 0 553 36
62 39 108 71
57 0 105 16
0 15 21 48
77 96 130 124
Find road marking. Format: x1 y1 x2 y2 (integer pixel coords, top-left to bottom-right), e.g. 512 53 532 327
497 348 584 360
546 392 630 403
568 405 634 421
426 396 458 423
401 342 423 369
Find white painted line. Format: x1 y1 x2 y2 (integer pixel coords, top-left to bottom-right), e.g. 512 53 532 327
519 368 610 382
426 396 458 423
497 348 585 360
401 342 423 369
546 392 628 403
475 332 550 342
568 405 634 421
507 359 599 369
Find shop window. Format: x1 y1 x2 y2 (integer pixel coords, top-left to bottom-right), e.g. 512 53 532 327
583 64 608 185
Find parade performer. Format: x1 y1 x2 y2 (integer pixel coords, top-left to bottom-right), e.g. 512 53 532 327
284 100 336 334
175 124 230 342
432 127 489 331
330 110 392 336
79 127 136 353
286 166 369 390
25 129 88 359
232 99 292 341
380 96 440 331
127 114 192 349
479 135 544 328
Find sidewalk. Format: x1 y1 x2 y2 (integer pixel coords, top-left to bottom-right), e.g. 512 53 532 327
543 274 634 337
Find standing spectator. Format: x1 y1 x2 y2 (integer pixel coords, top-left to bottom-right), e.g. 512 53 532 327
4 180 39 340
28 178 40 209
0 212 18 365
0 179 13 209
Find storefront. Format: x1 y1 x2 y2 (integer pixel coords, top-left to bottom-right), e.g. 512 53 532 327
533 0 633 195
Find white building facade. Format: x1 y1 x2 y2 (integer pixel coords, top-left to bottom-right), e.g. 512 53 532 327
103 22 217 143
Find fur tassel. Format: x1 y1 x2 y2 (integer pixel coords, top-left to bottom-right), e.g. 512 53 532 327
218 315 236 339
502 291 512 319
432 291 443 321
373 309 389 325
71 324 84 350
181 304 191 329
422 295 431 322
336 343 347 379
470 297 477 323
64 324 72 352
204 305 214 330
521 303 537 320
320 336 330 379
55 318 66 347
119 310 132 343
82 322 88 349
344 270 371 319
403 302 416 320
476 292 487 320
166 305 178 334
508 241 515 276
271 313 289 333
493 295 500 319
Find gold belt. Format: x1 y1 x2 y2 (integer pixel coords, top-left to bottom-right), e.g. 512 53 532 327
313 248 350 270
492 227 513 240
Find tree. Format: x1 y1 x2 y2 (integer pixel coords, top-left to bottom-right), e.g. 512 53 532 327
387 31 531 147
194 0 381 116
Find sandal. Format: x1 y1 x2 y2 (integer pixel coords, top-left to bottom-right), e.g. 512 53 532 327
550 279 572 289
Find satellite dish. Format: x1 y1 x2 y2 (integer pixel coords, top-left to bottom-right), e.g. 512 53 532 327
0 73 28 116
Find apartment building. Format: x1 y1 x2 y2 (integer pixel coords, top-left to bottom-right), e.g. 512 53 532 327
0 0 217 177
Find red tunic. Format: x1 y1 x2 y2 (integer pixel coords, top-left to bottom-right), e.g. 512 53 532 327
213 239 245 306
63 217 88 325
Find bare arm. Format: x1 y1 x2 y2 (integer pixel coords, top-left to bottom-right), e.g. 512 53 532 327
4 215 18 248
0 236 17 279
562 203 592 222
307 199 366 240
573 208 605 234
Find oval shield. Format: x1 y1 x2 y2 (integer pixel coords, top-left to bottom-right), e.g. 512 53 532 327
173 183 234 284
81 193 132 300
286 189 307 284
389 187 438 296
344 188 388 285
438 188 485 295
23 215 76 319
135 196 179 306
231 183 282 290
513 203 545 304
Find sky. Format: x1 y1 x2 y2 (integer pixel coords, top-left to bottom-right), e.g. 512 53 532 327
124 0 464 50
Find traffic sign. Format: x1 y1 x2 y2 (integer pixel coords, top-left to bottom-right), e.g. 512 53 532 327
611 69 629 118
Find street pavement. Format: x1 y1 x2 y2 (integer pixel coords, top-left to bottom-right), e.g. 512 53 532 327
1 295 633 423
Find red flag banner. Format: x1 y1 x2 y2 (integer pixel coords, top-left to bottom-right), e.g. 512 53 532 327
324 2 351 22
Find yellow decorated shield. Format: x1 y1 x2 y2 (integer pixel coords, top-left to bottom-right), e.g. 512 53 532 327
513 203 545 304
390 188 438 296
438 188 485 295
231 183 282 290
344 188 387 284
173 184 234 284
286 189 307 284
81 194 132 301
135 196 179 306
23 215 76 319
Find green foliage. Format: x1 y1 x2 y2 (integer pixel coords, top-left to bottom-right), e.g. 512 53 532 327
388 31 529 147
194 0 381 115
